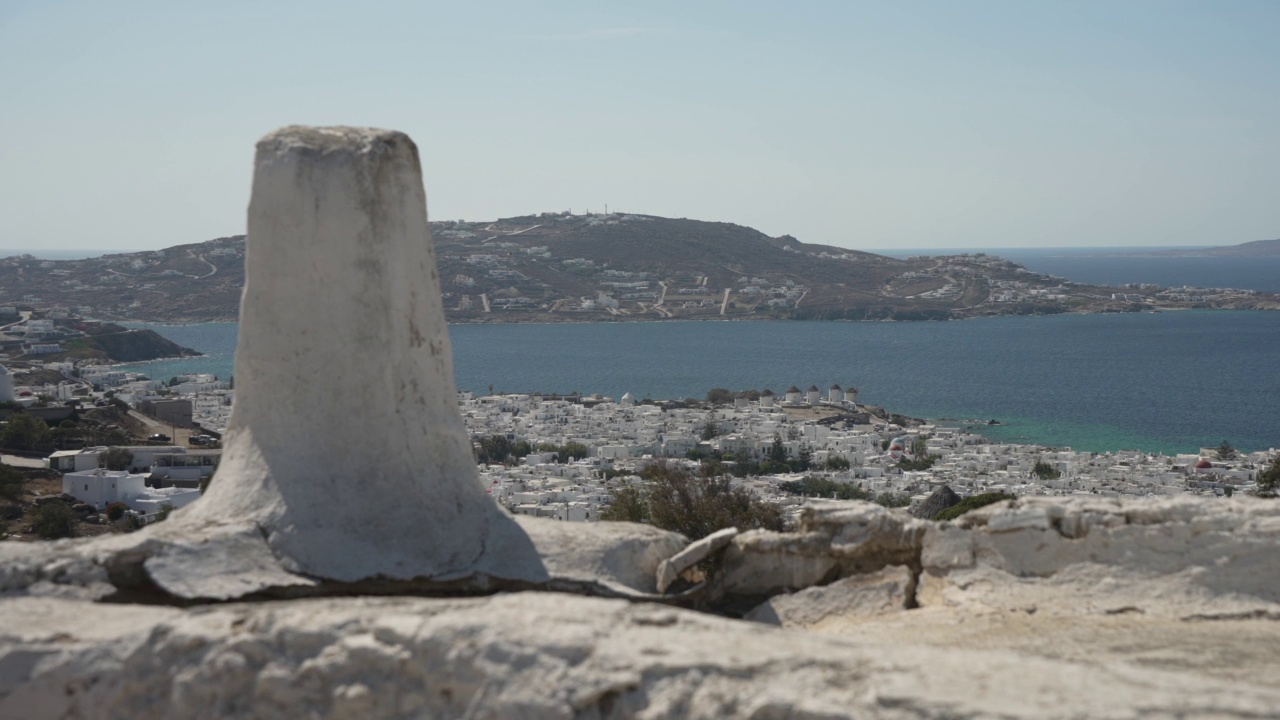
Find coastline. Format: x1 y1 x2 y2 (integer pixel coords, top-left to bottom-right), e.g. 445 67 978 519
109 304 1276 326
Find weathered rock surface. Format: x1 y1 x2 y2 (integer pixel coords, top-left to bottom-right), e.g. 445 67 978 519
4 496 1280 717
717 501 925 599
655 526 737 593
918 495 1280 619
4 591 1280 720
745 564 915 627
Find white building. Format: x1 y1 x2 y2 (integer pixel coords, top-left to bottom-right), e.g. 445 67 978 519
26 319 56 337
61 469 202 512
25 343 63 355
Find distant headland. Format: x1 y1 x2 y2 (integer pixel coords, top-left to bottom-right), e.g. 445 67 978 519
5 215 1279 323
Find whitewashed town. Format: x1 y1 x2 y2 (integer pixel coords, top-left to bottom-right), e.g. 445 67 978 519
3 354 1275 533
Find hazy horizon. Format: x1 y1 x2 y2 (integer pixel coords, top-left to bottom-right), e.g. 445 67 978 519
3 1 1278 253
0 239 1228 263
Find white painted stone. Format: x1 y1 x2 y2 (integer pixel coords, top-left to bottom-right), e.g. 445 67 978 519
180 126 503 582
0 127 687 603
655 526 737 593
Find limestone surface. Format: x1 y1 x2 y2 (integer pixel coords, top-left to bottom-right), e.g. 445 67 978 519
655 526 737 593
745 564 915 627
4 592 1280 720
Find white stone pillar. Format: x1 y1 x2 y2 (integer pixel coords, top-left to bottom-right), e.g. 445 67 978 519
185 126 502 582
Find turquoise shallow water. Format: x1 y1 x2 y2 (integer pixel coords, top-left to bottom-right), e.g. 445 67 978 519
119 311 1280 455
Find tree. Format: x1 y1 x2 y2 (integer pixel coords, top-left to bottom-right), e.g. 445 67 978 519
100 448 134 472
824 456 851 471
31 502 77 539
705 388 734 405
874 491 911 508
898 454 941 471
794 444 813 472
700 415 720 441
779 476 872 501
598 486 647 523
933 493 1016 522
105 502 128 521
1256 456 1280 498
599 462 786 540
1032 460 1061 480
911 435 928 459
1216 440 1237 461
555 442 590 464
0 413 52 451
769 435 788 465
0 464 24 501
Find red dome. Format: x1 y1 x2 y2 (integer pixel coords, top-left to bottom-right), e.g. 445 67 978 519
1195 458 1213 469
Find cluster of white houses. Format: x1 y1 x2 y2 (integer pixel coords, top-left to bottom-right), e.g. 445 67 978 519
458 391 1278 523
47 444 215 518
27 380 1277 523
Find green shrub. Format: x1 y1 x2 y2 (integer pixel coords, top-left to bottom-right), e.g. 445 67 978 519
898 454 940 471
599 462 786 539
105 502 128 521
824 456 851 471
101 448 133 472
31 502 77 539
1256 456 1280 498
0 464 23 501
779 476 873 501
874 491 911 508
1032 460 1061 480
933 492 1015 522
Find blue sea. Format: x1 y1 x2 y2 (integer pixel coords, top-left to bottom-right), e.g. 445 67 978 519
878 247 1280 293
119 310 1280 456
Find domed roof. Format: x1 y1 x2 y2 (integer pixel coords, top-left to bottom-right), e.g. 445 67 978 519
787 386 801 393
830 384 841 390
761 389 774 396
1195 458 1213 469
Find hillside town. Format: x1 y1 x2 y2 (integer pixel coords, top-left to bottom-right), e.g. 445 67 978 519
458 388 1277 523
3 356 1277 538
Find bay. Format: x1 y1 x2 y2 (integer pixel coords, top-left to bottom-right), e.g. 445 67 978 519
119 311 1280 456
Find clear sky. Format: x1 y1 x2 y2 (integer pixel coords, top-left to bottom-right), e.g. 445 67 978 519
2 0 1278 253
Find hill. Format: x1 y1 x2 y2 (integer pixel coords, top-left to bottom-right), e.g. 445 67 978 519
4 215 1277 323
1151 238 1280 257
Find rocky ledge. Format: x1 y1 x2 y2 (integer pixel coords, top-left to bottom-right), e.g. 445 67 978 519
3 495 1279 719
